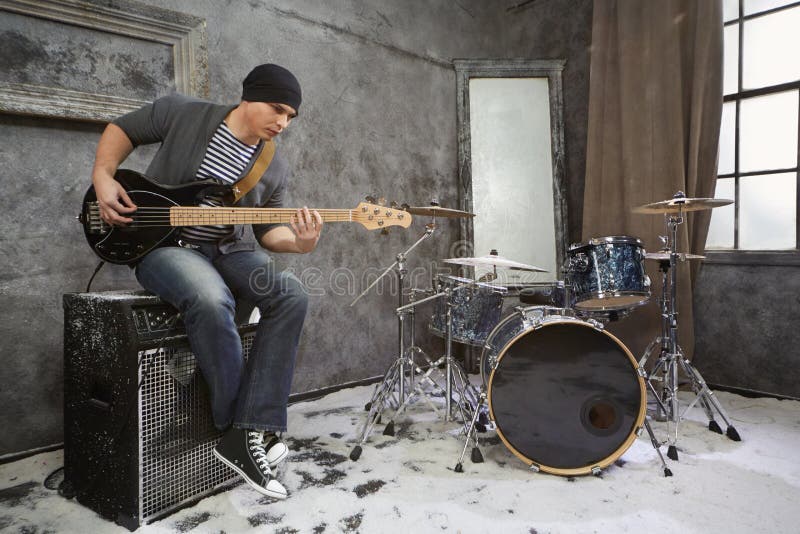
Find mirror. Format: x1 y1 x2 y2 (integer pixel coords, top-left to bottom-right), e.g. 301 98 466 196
454 59 568 285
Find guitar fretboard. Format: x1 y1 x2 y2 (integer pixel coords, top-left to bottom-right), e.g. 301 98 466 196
169 207 354 226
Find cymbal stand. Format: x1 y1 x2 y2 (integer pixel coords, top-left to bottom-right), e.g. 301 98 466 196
389 282 479 428
349 223 440 461
639 201 741 461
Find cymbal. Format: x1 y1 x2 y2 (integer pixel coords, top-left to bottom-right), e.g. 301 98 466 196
403 206 475 218
443 254 547 272
645 251 706 261
632 197 732 214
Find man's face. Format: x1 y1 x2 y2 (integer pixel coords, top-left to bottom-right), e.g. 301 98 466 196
242 101 297 140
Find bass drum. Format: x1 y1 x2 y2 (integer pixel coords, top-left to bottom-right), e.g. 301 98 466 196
481 307 645 476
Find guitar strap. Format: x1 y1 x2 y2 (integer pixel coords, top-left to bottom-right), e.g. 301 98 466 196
230 139 276 203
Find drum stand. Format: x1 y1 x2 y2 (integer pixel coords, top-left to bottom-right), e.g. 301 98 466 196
639 206 741 462
349 223 477 461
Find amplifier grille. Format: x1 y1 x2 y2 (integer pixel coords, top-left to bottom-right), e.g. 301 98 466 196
138 336 254 521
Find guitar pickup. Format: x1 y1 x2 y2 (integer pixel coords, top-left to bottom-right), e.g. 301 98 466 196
84 202 109 234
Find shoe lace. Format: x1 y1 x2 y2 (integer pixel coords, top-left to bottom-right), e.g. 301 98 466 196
247 431 272 475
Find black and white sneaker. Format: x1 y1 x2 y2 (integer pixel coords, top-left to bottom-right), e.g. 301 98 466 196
263 432 289 468
213 427 288 500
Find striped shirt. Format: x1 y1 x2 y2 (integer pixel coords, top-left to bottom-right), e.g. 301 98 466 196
181 122 258 242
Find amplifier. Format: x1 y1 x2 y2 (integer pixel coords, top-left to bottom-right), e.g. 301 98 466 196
63 290 255 530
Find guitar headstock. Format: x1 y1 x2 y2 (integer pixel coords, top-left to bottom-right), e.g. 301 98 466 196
353 201 412 230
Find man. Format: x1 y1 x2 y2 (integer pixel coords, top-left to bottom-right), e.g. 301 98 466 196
91 64 321 500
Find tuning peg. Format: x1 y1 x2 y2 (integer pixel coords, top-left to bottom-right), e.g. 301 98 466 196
390 201 398 208
377 197 386 207
365 195 377 203
401 202 410 211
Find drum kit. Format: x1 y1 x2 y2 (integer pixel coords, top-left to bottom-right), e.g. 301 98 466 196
349 192 741 478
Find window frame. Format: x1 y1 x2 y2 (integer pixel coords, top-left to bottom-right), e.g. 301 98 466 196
707 0 800 265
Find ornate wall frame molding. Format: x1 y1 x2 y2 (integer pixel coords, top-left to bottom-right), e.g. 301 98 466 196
453 58 568 275
0 0 208 122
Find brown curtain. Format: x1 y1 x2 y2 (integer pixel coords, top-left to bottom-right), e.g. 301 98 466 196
581 0 723 360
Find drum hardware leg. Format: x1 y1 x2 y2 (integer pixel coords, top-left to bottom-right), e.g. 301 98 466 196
638 337 663 368
454 389 486 472
351 358 406 460
642 418 673 477
644 374 670 423
667 445 679 461
678 357 741 442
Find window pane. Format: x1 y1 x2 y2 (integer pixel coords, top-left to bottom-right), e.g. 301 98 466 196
706 178 736 249
723 0 739 21
744 0 796 16
719 102 736 175
742 6 800 89
740 91 798 172
724 24 739 96
739 173 797 249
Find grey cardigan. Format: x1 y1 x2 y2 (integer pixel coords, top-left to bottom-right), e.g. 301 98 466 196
113 93 289 253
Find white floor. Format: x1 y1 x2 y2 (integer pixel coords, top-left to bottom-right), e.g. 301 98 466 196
2 385 799 533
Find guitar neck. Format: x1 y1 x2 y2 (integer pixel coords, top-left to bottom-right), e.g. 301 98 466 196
169 207 354 226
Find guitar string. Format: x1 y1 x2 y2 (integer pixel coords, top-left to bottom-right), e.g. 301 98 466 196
92 207 404 227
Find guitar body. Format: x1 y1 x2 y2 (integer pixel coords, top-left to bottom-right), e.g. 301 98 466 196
80 170 226 265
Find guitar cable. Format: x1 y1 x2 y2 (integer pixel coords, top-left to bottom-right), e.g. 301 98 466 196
85 260 106 293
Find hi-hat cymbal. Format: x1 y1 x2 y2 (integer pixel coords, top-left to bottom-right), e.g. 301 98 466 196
443 254 547 272
645 251 706 261
633 196 733 214
403 206 475 218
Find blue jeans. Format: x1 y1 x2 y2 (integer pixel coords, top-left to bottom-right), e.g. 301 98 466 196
135 243 308 432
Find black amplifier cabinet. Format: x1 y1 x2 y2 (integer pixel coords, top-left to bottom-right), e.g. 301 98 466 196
63 291 255 530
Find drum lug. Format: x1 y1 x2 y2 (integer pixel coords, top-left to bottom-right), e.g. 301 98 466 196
636 426 644 437
587 318 605 331
591 466 602 476
637 367 647 378
528 463 540 473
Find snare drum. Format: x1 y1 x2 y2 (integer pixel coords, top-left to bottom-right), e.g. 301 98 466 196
429 275 506 346
567 236 650 311
480 306 646 475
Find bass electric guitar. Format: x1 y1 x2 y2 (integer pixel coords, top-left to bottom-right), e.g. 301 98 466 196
78 169 412 265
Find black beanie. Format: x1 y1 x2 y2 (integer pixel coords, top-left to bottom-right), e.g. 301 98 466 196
241 64 302 113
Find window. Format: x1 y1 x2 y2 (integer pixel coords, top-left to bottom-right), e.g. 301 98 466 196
706 0 800 251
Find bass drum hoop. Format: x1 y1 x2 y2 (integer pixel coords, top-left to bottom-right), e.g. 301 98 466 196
486 320 646 476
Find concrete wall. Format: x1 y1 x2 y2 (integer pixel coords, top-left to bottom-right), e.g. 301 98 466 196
0 0 594 456
694 262 800 399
